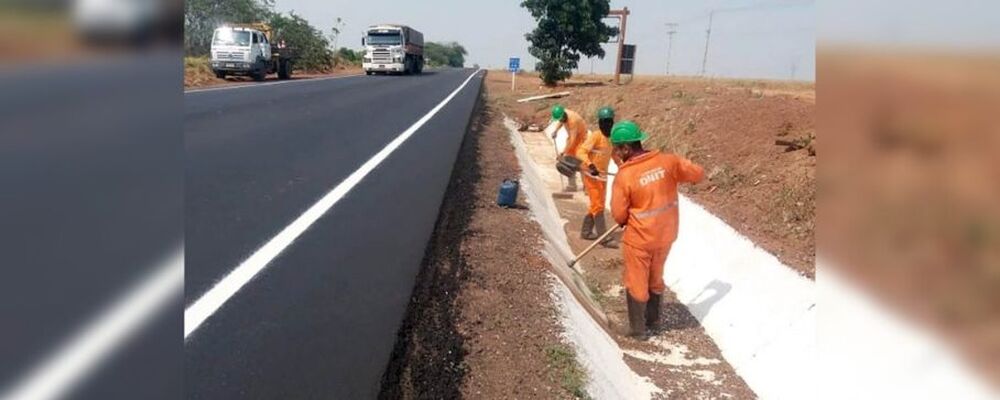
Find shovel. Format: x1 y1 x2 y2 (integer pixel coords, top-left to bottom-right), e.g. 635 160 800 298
568 224 623 269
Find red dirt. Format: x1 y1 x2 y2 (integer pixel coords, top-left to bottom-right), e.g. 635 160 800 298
184 59 362 89
491 71 816 278
820 51 1000 386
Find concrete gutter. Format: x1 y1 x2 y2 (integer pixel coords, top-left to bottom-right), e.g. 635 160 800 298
506 117 662 399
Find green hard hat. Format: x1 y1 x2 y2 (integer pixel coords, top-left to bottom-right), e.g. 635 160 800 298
551 104 566 120
610 120 648 145
597 106 614 120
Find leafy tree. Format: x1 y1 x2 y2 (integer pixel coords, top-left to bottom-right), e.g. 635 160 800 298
424 42 467 68
268 12 333 71
335 48 362 66
521 0 617 85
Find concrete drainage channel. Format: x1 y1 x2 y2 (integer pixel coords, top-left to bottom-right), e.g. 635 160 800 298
505 117 664 398
505 116 817 399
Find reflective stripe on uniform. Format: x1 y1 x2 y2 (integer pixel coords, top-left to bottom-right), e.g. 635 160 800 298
631 201 678 219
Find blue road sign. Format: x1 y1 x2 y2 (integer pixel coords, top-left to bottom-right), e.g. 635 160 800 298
509 57 520 72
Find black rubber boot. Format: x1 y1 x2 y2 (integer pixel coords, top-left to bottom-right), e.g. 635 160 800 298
595 213 619 248
626 294 648 340
581 214 597 240
646 292 662 334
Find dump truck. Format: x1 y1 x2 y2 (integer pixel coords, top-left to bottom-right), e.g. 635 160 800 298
362 25 424 75
210 23 296 81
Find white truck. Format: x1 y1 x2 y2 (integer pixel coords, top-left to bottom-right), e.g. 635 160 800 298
210 24 296 81
362 25 424 75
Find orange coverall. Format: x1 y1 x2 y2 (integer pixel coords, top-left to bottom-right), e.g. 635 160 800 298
560 109 588 157
611 151 704 302
575 129 617 216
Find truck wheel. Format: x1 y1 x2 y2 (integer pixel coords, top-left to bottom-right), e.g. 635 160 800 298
278 60 291 80
252 70 265 81
365 71 372 76
214 71 226 79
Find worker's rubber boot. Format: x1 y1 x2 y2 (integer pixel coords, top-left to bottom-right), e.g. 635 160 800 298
565 173 578 192
646 291 662 335
626 294 648 340
581 214 597 240
595 214 619 248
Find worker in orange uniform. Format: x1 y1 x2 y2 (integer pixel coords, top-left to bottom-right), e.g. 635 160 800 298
550 104 588 191
575 106 619 242
609 120 705 339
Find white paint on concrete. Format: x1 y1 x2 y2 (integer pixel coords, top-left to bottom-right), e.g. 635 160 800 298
184 70 484 339
598 159 816 399
819 263 998 400
510 117 662 399
550 280 664 400
624 339 721 367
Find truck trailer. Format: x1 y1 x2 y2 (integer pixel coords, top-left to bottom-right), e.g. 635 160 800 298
362 25 424 75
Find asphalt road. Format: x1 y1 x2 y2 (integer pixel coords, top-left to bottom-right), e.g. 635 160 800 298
0 53 183 399
184 68 485 398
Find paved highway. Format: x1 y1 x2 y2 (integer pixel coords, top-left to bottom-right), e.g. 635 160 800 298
184 68 485 398
0 53 182 400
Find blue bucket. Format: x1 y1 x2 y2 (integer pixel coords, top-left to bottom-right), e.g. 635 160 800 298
497 179 519 208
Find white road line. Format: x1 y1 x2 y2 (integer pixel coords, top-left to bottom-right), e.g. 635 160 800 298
1 249 184 400
184 73 364 94
184 69 483 339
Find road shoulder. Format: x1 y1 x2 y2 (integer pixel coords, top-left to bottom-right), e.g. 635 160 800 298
379 84 585 399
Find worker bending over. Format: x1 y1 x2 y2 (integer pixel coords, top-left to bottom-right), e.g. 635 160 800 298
550 104 587 191
575 106 619 242
609 120 704 339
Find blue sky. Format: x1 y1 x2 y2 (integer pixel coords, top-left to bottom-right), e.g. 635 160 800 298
275 0 816 81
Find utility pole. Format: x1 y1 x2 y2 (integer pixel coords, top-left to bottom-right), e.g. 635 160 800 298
609 7 630 85
700 11 714 76
665 23 677 75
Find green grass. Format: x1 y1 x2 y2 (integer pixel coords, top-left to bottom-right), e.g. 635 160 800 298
545 344 590 399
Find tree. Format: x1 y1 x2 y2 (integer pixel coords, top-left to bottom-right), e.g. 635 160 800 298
268 12 333 71
424 42 467 68
521 0 617 85
328 17 345 51
335 48 362 66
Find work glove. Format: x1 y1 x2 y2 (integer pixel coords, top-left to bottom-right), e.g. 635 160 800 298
588 164 599 177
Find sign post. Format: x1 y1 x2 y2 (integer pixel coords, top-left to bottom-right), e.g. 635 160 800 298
508 57 520 91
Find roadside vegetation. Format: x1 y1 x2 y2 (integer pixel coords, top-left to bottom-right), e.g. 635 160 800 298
521 0 618 86
544 344 590 399
424 42 468 67
185 0 335 71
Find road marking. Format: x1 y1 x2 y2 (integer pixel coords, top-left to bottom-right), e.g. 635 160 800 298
1 249 183 400
184 73 364 94
184 69 484 339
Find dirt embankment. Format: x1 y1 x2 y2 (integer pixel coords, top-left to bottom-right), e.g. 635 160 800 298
183 56 361 89
493 72 815 278
379 84 586 399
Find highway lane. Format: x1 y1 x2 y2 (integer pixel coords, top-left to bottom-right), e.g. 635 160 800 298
0 53 182 399
184 68 485 398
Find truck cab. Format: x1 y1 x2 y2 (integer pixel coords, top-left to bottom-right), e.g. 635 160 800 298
211 26 289 81
362 25 424 75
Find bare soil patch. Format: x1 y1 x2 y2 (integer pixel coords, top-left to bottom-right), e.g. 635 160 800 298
379 83 585 399
491 71 815 278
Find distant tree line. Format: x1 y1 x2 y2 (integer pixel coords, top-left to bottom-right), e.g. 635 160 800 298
424 42 467 68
